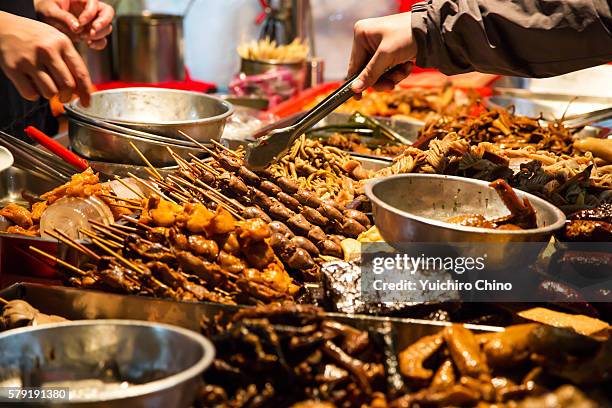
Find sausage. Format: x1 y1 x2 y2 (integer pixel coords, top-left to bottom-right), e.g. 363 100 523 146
217 155 241 172
287 248 316 270
227 175 249 196
259 180 282 196
269 232 291 252
277 192 301 211
250 188 274 209
339 218 367 237
323 199 343 211
195 169 216 185
238 166 261 186
269 221 295 238
286 214 313 235
276 177 299 194
307 225 327 243
343 209 371 228
242 206 272 223
295 189 322 208
291 236 320 257
318 203 343 222
269 202 295 221
302 207 329 227
320 240 343 258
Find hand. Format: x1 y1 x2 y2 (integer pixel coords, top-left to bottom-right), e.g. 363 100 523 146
34 0 114 50
348 13 417 94
0 12 92 105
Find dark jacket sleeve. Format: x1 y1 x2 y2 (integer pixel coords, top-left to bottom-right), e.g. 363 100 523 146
411 0 612 77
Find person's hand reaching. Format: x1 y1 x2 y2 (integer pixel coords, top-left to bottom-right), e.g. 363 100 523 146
348 13 417 95
34 0 114 50
0 12 92 105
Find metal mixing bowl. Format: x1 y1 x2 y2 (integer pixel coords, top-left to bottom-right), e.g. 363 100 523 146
69 88 233 142
0 320 214 407
68 118 205 166
365 174 566 268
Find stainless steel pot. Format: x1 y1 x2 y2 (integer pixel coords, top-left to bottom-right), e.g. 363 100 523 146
69 87 233 142
116 13 184 83
0 320 214 407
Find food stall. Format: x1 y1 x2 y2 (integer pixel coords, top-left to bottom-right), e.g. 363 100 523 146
0 0 610 406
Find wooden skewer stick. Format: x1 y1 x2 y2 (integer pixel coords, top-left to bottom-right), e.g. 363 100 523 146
46 229 101 261
98 193 142 206
167 175 243 219
127 172 177 204
169 192 190 204
90 224 125 243
211 139 240 158
0 296 9 305
106 202 144 211
178 130 218 157
128 141 163 181
188 154 220 175
106 222 139 233
194 179 246 211
79 228 122 248
29 246 87 276
113 176 146 199
120 215 152 230
87 234 146 275
89 220 130 237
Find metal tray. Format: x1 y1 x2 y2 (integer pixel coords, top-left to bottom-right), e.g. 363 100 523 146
0 283 502 350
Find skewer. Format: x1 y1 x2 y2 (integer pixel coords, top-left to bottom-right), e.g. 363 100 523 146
86 233 146 274
168 175 243 219
45 229 101 261
211 139 240 158
178 130 218 157
127 172 177 204
0 296 9 305
113 176 146 199
191 176 245 209
165 146 193 171
106 222 139 233
89 220 130 237
99 193 142 206
90 224 125 243
188 154 220 175
170 192 190 204
121 215 152 230
29 246 87 276
79 228 122 248
106 202 144 211
128 142 163 181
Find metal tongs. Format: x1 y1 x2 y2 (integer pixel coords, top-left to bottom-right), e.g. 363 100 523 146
560 106 612 131
245 73 359 170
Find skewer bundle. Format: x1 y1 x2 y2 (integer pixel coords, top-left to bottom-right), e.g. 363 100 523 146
150 140 372 282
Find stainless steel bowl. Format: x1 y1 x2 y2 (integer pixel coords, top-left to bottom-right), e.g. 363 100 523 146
0 320 214 407
366 174 566 268
68 118 205 166
69 88 233 142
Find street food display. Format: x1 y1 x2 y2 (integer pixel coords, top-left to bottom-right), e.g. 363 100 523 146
0 81 610 408
307 85 479 122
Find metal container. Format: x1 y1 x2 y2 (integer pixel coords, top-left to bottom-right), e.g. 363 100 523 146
366 174 566 268
116 14 184 83
67 119 205 166
240 58 307 89
76 40 114 84
0 320 214 407
0 283 503 349
69 88 233 142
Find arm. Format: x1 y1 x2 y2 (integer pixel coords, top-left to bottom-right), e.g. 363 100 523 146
411 0 612 77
